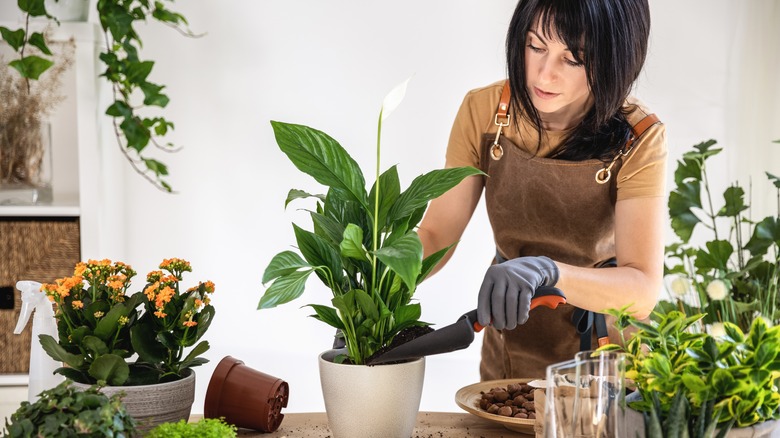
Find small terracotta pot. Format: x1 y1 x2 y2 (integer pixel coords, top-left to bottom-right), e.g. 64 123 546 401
204 356 289 432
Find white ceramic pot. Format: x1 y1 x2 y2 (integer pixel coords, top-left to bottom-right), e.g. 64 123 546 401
71 370 195 433
319 349 425 438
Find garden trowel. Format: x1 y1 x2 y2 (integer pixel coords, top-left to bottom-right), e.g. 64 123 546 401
367 286 566 365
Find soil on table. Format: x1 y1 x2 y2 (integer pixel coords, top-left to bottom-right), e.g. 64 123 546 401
365 325 434 365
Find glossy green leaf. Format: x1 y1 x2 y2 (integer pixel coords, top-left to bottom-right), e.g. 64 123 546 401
369 165 401 229
39 334 84 367
340 223 369 262
130 320 166 363
258 268 314 309
745 217 780 256
89 354 130 386
143 158 169 176
308 304 344 330
194 305 215 343
693 240 733 272
272 121 369 210
387 167 483 222
262 250 310 284
140 81 169 107
353 289 379 321
294 223 342 285
82 336 109 356
94 303 128 341
374 231 422 292
285 189 325 209
179 340 210 370
120 116 151 151
418 244 454 282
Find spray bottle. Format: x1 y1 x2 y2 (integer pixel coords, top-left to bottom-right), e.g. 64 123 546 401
14 280 63 402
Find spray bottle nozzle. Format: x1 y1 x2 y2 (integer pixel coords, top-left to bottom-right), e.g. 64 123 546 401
14 281 45 334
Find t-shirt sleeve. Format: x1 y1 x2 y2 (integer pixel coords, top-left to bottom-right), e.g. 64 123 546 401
616 121 668 200
445 91 485 169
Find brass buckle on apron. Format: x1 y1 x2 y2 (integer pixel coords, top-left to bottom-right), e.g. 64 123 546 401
595 135 635 184
490 113 510 161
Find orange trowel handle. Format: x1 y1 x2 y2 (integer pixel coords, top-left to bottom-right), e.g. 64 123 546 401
471 286 566 332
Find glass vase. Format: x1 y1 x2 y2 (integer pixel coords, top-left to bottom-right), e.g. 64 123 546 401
0 121 53 205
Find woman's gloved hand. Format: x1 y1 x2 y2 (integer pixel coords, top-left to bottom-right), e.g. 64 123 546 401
477 255 560 330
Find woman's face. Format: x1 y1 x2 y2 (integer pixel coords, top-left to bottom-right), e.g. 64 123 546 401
524 22 591 128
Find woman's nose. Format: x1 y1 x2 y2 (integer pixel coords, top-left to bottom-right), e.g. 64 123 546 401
537 57 559 83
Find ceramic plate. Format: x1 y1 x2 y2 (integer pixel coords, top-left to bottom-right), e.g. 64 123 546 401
455 378 540 435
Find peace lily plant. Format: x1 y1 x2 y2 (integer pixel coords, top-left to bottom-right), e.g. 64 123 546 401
259 79 482 365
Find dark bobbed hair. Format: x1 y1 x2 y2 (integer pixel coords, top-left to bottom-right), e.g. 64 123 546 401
506 0 651 161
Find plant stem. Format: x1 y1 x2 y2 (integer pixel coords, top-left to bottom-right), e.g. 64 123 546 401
371 111 382 299
701 159 720 241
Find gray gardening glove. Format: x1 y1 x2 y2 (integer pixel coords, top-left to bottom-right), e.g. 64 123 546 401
477 256 560 330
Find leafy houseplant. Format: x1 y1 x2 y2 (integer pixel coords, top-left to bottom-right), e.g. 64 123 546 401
39 258 215 386
259 80 483 365
3 380 137 437
602 308 780 436
662 139 780 332
1 0 196 192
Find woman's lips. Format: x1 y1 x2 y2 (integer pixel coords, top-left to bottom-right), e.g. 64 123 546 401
533 87 559 100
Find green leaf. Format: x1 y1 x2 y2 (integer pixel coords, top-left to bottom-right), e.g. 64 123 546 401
745 217 780 256
394 303 422 326
106 100 133 118
39 334 84 368
82 335 109 356
194 305 215 343
369 165 401 228
418 244 453 282
9 56 54 80
311 212 345 245
353 289 379 321
27 32 51 55
179 340 210 369
125 60 154 84
262 250 310 284
18 0 47 16
387 167 483 222
0 27 25 52
258 268 314 309
143 158 169 176
88 354 130 386
294 223 342 285
718 186 748 217
94 303 129 342
340 223 369 262
130 320 167 363
690 139 720 158
271 121 369 210
673 156 702 186
120 116 151 151
374 231 423 292
285 189 325 208
693 240 733 272
766 171 780 189
140 81 170 107
307 304 344 330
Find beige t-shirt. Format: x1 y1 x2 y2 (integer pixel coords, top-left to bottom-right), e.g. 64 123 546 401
446 80 667 200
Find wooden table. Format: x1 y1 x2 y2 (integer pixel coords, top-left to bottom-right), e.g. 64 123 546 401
232 412 535 437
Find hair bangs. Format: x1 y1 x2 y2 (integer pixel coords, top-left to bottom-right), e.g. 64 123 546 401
534 1 587 64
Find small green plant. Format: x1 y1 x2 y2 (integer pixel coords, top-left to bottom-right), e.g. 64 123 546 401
602 308 780 435
147 418 237 438
0 0 56 86
662 139 780 331
39 258 215 386
259 80 483 364
3 380 137 437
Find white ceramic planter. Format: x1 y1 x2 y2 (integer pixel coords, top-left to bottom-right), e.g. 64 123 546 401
319 349 425 438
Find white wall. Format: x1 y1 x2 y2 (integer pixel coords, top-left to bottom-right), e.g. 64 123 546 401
3 0 778 415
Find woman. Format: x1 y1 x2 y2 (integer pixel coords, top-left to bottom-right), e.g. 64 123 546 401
417 0 667 379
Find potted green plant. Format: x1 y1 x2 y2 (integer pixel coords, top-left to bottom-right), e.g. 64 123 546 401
601 308 780 437
35 257 215 432
661 139 779 331
1 0 195 192
3 380 137 437
258 80 483 438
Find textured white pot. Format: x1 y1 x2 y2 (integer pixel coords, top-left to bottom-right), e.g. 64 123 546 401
71 369 195 434
319 349 425 438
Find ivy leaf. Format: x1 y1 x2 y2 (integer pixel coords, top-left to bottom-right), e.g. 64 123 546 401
18 0 47 17
143 158 169 176
9 55 54 80
0 27 25 52
120 116 151 151
28 32 52 55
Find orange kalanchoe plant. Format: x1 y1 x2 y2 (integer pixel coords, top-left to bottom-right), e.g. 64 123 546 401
39 258 215 386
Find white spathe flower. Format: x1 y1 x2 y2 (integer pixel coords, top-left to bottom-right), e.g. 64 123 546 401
380 76 413 122
758 315 774 328
709 322 726 338
668 275 691 297
706 279 729 301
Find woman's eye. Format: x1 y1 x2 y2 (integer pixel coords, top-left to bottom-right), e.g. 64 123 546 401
527 44 544 53
564 57 583 67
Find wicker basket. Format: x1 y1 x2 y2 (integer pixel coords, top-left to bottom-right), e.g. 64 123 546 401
0 217 80 374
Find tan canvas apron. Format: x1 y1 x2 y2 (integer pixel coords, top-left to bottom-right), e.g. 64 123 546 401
478 82 659 380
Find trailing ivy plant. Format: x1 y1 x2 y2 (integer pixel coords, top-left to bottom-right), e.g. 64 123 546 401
0 0 55 88
259 80 484 365
97 0 196 192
